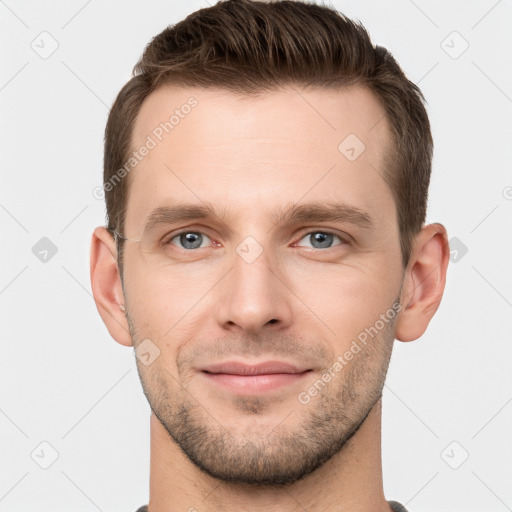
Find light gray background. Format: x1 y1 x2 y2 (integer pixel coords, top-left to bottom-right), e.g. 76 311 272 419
1 0 511 511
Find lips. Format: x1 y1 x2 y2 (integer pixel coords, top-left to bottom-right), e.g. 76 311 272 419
201 360 308 376
200 360 312 394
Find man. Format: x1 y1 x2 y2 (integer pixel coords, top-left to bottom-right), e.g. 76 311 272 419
90 1 449 510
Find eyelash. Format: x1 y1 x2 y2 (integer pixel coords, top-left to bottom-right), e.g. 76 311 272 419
163 229 348 250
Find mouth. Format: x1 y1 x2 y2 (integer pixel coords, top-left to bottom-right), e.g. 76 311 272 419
200 360 313 394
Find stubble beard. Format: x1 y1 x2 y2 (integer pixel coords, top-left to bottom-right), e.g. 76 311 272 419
127 306 397 487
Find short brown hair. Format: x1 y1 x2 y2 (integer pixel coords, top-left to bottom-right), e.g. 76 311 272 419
104 0 432 275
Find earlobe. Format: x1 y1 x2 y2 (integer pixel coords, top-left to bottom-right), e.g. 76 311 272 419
90 226 133 347
395 223 450 342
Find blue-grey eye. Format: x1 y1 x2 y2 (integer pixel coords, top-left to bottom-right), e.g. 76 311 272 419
297 231 343 249
170 232 210 250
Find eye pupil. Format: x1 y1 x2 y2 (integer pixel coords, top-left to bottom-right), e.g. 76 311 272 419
310 232 333 248
180 232 203 249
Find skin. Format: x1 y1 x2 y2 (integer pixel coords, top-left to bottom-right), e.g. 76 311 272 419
90 84 449 512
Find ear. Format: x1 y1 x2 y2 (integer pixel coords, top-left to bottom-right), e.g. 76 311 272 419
395 223 450 342
90 226 132 347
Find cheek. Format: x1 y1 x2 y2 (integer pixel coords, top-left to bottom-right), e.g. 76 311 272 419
289 260 396 347
124 257 221 340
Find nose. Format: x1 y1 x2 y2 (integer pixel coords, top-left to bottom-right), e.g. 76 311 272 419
216 242 292 335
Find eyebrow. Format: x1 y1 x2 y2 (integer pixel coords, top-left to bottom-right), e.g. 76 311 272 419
143 203 228 235
142 200 375 235
272 202 374 229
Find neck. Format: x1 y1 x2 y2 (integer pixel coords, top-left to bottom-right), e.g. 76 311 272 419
147 398 391 512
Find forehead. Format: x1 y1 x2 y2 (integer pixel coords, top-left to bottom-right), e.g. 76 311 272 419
126 84 394 233
132 84 390 150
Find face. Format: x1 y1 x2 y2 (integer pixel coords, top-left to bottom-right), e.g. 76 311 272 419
121 84 405 485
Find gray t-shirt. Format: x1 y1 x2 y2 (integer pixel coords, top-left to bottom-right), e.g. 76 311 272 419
389 502 409 512
136 501 408 511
